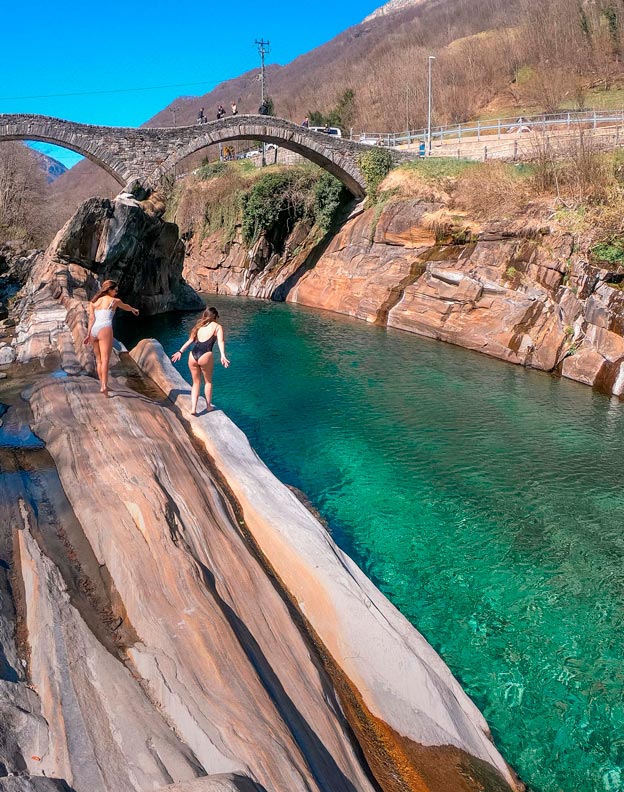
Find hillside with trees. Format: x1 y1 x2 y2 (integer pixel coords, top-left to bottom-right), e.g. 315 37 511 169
8 0 624 237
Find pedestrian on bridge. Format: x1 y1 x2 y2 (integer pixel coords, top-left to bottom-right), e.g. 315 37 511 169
231 102 238 116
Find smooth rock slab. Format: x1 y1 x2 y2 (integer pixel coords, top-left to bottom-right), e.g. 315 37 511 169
27 374 375 792
132 339 522 792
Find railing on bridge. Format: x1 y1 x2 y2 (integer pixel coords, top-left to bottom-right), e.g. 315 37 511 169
352 108 624 149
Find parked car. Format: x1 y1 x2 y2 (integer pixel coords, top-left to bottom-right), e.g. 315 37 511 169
358 135 380 146
309 126 342 137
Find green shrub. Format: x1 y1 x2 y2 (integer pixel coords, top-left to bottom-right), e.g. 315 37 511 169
172 163 347 249
196 160 229 180
240 171 310 246
505 265 519 280
358 148 394 202
591 238 624 265
313 172 346 232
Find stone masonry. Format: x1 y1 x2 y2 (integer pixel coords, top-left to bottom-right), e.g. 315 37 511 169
0 114 411 198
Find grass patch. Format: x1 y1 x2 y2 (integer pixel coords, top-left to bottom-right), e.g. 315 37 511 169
400 158 479 181
591 238 624 266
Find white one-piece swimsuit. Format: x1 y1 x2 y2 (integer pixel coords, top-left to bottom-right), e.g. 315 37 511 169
91 299 116 339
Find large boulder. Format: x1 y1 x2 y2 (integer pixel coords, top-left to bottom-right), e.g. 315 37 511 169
53 195 203 315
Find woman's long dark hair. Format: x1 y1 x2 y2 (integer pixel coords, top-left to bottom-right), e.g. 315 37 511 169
190 307 219 340
91 280 118 303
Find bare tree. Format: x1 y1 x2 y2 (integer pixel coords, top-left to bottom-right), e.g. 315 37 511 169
0 143 54 246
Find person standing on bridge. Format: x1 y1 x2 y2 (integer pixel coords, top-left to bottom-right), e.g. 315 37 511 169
231 101 238 116
171 306 230 415
84 280 139 397
216 104 226 120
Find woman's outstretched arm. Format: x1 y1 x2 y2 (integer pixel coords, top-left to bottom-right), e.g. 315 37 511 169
171 336 194 363
114 299 139 316
216 325 230 367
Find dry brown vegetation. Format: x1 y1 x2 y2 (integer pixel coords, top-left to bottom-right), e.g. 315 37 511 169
143 0 624 133
0 143 67 247
387 126 624 245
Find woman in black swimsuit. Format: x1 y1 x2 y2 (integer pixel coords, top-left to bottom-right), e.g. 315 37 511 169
171 307 230 415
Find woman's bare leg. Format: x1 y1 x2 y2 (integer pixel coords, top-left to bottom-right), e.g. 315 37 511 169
92 338 103 386
98 328 114 395
198 352 215 411
189 354 201 414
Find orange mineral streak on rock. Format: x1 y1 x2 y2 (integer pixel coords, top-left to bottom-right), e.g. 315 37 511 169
26 374 378 792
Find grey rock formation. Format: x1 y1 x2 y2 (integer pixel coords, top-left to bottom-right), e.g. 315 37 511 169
0 347 16 365
52 195 203 315
0 245 40 287
0 778 73 791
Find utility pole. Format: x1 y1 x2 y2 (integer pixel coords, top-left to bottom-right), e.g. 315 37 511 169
255 38 270 166
427 55 435 155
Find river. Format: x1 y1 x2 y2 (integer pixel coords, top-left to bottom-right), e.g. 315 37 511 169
119 295 624 792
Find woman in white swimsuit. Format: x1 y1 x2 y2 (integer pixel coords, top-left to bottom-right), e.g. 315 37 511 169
84 280 139 396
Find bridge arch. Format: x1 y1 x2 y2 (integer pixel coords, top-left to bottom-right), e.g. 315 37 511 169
0 116 132 186
151 116 371 199
0 114 406 198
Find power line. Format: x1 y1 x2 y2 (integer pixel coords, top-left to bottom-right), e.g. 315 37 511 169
0 77 237 102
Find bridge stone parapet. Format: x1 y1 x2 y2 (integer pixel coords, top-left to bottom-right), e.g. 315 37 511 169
0 113 412 198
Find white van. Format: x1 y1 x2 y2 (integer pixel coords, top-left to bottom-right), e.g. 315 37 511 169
309 126 342 137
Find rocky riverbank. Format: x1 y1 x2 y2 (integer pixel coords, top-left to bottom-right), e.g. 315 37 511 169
0 200 523 791
182 177 624 398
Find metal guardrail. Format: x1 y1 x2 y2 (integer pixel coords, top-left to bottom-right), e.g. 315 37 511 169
411 124 624 162
353 109 624 147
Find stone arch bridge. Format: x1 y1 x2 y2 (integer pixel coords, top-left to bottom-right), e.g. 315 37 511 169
0 114 410 199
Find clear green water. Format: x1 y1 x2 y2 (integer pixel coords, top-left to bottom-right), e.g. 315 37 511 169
119 296 624 792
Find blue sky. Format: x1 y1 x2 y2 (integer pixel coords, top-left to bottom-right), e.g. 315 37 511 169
4 0 381 167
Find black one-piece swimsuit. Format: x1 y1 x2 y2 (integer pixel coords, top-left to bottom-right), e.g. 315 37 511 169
191 334 217 361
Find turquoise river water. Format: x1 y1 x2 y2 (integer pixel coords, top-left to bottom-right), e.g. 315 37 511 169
119 295 624 792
